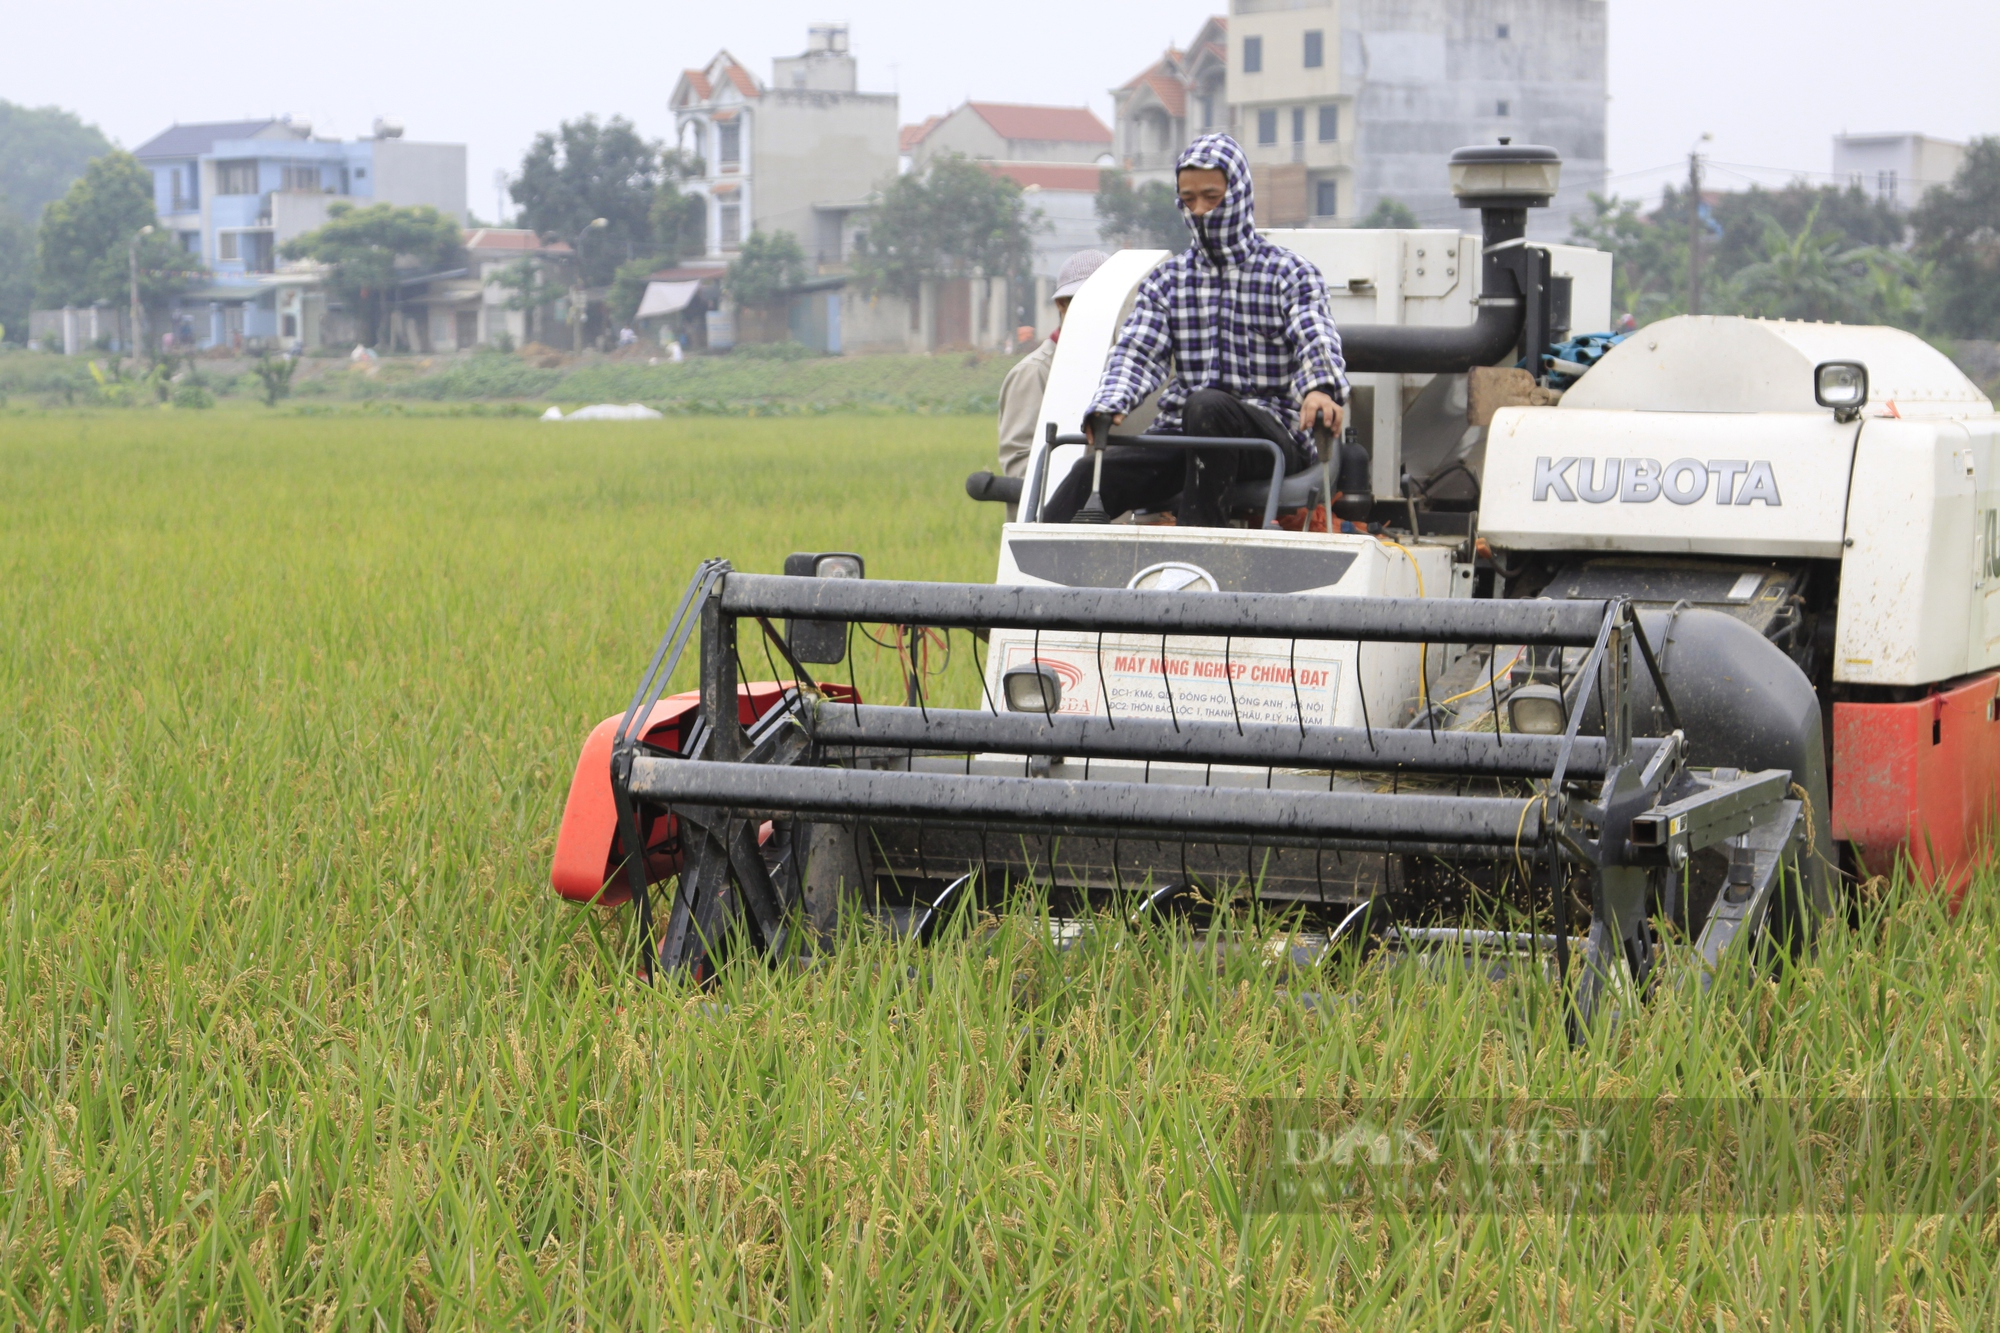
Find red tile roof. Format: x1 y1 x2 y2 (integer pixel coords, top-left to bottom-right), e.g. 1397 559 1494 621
968 102 1111 145
683 69 712 99
723 62 760 97
463 229 571 254
900 116 941 153
981 162 1106 193
1141 70 1187 118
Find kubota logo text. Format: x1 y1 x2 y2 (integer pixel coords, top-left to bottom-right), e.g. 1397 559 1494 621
1532 457 1782 506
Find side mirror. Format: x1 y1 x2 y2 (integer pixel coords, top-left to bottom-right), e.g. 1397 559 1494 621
1814 360 1868 424
782 551 864 665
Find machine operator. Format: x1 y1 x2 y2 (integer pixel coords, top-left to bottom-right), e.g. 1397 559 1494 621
1042 133 1349 527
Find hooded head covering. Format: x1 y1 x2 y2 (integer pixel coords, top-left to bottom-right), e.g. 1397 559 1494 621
1174 133 1261 268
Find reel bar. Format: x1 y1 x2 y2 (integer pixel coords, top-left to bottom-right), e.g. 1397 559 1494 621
718 573 1612 648
627 757 1546 849
812 702 1659 781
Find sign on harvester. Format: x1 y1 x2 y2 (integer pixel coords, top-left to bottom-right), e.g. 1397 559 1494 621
994 634 1342 727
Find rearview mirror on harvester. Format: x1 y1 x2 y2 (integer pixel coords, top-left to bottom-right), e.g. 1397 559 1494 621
782 551 864 665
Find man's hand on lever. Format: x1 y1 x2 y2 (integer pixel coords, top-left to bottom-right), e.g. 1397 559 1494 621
1299 390 1343 438
1083 411 1125 447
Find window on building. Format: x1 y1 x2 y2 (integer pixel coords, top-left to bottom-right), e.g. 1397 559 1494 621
1199 95 1214 130
1304 30 1323 68
282 164 321 192
1243 35 1262 73
1257 109 1278 145
216 160 258 195
218 232 240 261
1316 180 1338 218
718 121 741 169
179 231 201 254
720 202 742 246
1878 169 1898 202
1318 104 1339 142
1292 107 1305 142
1496 23 1510 38
1496 99 1511 117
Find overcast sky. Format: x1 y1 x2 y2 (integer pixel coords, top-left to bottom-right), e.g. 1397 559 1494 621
4 0 1994 220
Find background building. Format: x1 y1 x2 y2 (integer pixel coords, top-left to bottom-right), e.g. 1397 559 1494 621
902 102 1115 336
132 116 467 348
1833 133 1967 211
1112 1 1607 234
671 25 898 267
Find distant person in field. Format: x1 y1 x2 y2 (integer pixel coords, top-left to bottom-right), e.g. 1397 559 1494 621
996 249 1109 519
1042 133 1349 527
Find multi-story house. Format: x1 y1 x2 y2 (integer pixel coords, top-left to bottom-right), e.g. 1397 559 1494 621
134 117 467 348
670 25 898 267
902 103 1116 336
1111 2 1606 235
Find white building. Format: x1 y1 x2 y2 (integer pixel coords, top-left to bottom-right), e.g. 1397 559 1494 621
1833 133 1966 211
670 25 899 266
1112 2 1607 236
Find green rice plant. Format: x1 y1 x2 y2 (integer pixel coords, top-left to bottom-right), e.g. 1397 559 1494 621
1 411 1997 1329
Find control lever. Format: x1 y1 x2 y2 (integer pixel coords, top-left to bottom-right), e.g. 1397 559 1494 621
1073 415 1111 524
1333 424 1373 522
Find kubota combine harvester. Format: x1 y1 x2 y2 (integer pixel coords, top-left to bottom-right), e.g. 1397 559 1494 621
552 143 2000 1030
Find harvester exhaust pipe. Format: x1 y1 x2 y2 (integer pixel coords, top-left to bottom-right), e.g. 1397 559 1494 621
1339 141 1563 375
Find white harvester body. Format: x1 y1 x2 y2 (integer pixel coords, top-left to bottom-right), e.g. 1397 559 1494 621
988 226 1611 735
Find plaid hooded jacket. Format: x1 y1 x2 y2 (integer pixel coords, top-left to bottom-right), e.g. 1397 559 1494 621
1086 134 1348 461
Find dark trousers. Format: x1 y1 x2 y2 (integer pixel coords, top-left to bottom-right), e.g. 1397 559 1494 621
1041 388 1305 526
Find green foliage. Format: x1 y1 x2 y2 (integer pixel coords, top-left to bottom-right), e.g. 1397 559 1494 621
726 230 808 311
1095 167 1185 249
170 381 215 409
253 353 297 406
0 203 31 344
1570 193 1692 322
1354 197 1420 230
1571 181 1927 330
651 151 706 261
280 348 1009 414
1699 181 1904 275
510 116 661 286
34 151 200 314
1912 137 2000 338
0 99 113 224
1730 201 1875 324
280 202 464 349
607 257 659 326
855 154 1039 301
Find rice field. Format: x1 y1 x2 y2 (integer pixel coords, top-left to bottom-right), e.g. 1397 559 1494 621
3 410 1998 1329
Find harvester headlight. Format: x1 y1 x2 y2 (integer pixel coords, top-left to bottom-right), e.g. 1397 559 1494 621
1814 360 1869 422
815 554 863 579
1507 683 1567 735
1003 665 1062 714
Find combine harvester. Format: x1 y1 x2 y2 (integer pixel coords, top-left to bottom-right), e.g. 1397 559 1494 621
552 143 1999 1030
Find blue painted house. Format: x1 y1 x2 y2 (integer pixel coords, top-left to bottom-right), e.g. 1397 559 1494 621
135 117 467 350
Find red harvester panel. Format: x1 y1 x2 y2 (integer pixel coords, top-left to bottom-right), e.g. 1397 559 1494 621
1832 670 2000 899
550 682 858 903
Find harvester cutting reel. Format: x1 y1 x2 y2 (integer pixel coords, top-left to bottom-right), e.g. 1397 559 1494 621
600 560 1810 1037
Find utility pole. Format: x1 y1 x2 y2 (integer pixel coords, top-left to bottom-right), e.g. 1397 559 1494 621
128 224 154 364
1687 132 1711 317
